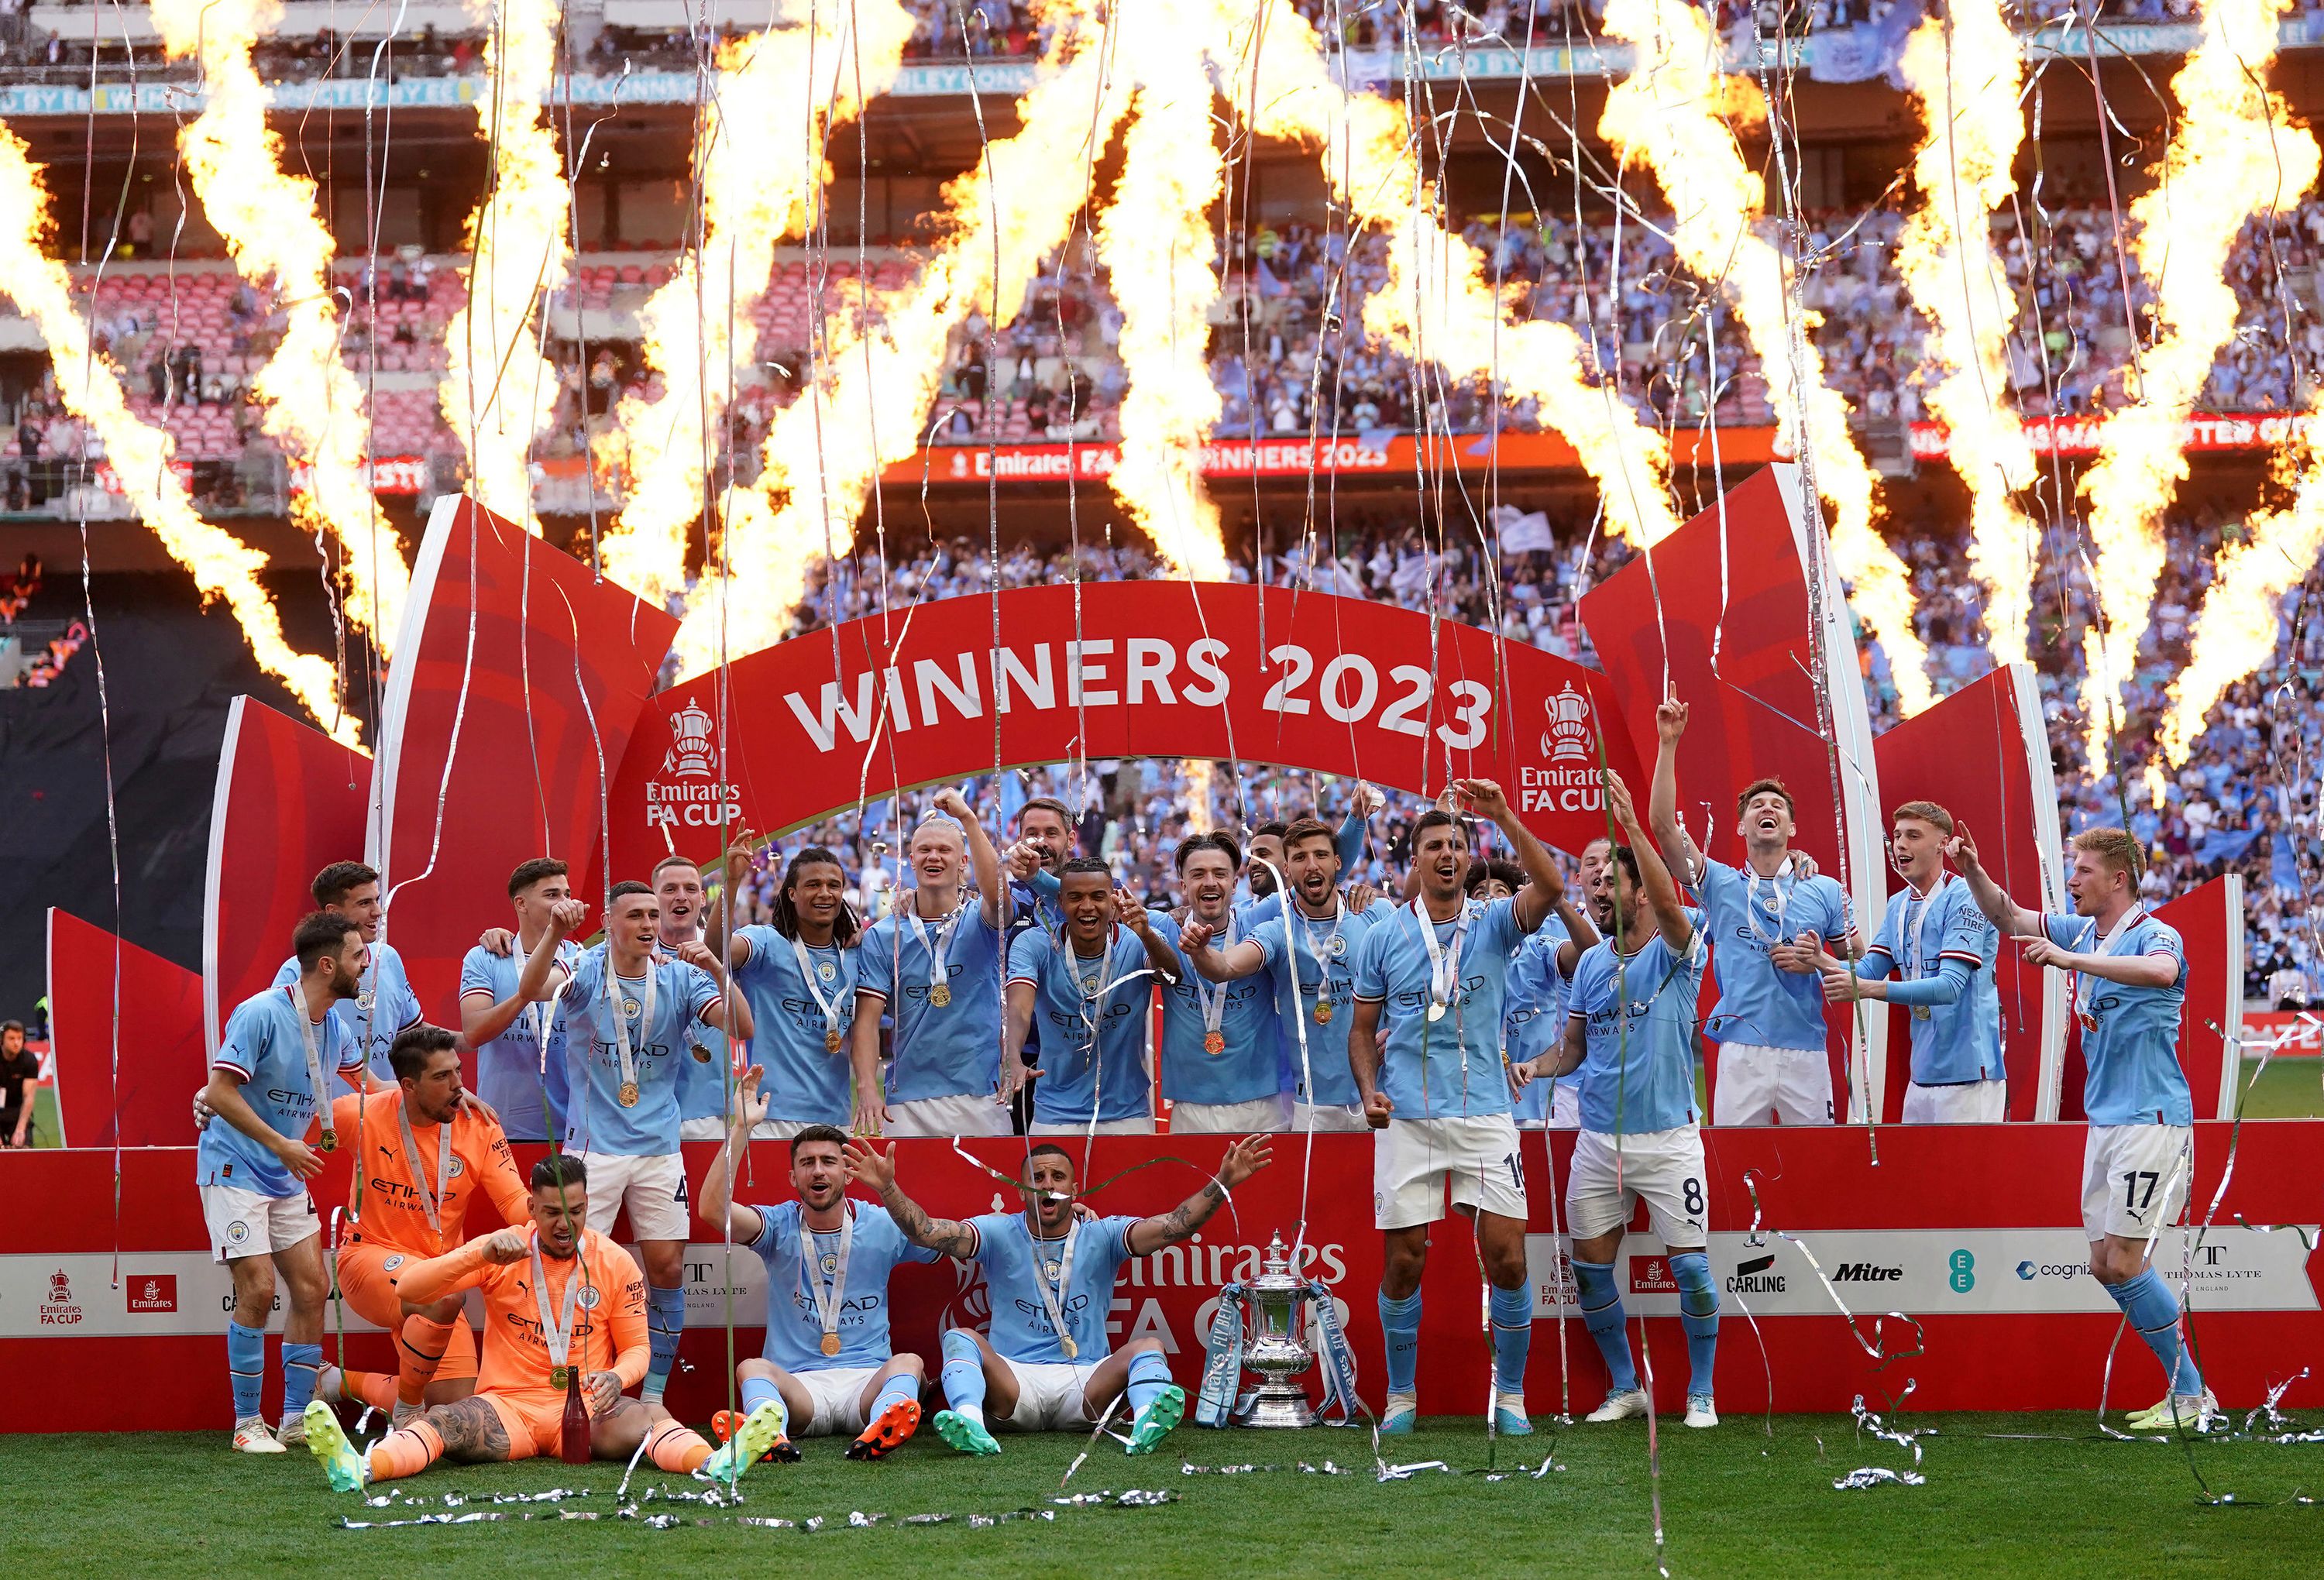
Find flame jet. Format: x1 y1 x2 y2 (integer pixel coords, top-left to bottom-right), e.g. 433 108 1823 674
440 0 572 527
599 1 917 610
1893 1 2040 664
0 129 354 744
2074 0 2318 768
150 0 408 649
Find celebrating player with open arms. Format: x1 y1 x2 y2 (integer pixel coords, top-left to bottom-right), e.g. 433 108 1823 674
301 1154 768 1489
1348 778 1569 1436
522 884 750 1407
851 789 1015 1136
696 1066 939 1462
1951 820 2212 1430
1551 771 1723 1429
845 1133 1271 1455
1648 698 1856 1125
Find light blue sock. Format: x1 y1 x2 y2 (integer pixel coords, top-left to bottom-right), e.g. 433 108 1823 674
871 1370 921 1418
1125 1349 1174 1415
1378 1289 1422 1396
1488 1284 1533 1395
644 1284 686 1400
741 1372 785 1427
280 1341 322 1420
940 1329 988 1422
1668 1251 1719 1397
2109 1268 2202 1395
227 1321 266 1421
1572 1260 1639 1394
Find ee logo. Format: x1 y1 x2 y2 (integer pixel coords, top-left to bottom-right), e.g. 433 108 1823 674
1947 1249 1975 1293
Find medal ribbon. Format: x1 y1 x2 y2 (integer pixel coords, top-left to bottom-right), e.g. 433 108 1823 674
1192 914 1236 1049
791 937 846 1049
395 1097 453 1245
1071 929 1133 1066
902 898 967 1006
1027 1214 1081 1358
607 957 657 1099
2072 908 2146 1023
288 981 338 1150
801 1206 854 1355
1409 897 1471 1017
1742 856 1796 947
530 1230 586 1379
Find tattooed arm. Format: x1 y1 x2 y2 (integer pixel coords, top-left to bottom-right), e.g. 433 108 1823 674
1126 1135 1274 1255
843 1139 981 1259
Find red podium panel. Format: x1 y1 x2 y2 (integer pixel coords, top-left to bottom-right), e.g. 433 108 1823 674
45 909 205 1148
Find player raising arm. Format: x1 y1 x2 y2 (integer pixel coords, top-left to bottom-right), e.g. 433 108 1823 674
1952 821 2212 1431
1549 770 1722 1429
847 1135 1270 1457
299 1155 768 1489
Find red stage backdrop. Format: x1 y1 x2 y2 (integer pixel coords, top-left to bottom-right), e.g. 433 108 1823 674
1578 465 1893 1116
3 1128 2317 1433
596 580 1643 887
201 696 369 1050
1870 665 2066 1120
368 497 679 1030
45 909 204 1148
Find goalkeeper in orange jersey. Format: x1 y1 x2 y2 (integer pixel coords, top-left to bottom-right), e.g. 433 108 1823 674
308 1024 534 1425
301 1153 782 1487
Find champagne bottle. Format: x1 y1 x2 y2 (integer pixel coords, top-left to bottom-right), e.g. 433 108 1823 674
559 1358 591 1465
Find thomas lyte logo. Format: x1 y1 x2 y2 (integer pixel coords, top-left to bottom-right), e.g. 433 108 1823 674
1520 682 1603 816
665 702 716 778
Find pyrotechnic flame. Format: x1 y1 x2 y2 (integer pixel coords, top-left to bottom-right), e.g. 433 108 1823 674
2157 399 2324 770
150 0 408 650
440 0 572 528
1597 0 1934 712
1893 2 2039 664
1097 0 1231 579
2075 0 2319 770
1219 0 1682 547
599 2 916 610
0 129 355 744
672 2 1133 675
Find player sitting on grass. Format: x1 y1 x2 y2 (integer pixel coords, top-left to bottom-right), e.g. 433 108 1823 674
696 1066 939 1463
845 1135 1272 1455
301 1154 772 1489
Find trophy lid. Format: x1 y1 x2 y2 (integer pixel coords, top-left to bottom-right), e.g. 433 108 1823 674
1246 1231 1305 1295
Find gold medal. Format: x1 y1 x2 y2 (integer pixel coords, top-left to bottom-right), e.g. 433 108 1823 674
1912 1005 1931 1022
318 1130 337 1153
1314 1000 1333 1025
820 1332 842 1357
690 1042 712 1063
824 1028 844 1053
618 1080 640 1108
1203 1031 1225 1055
930 983 951 1008
551 1365 570 1388
1061 1337 1078 1360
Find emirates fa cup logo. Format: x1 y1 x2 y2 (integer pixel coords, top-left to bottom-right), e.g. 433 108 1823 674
1541 683 1592 763
665 702 716 778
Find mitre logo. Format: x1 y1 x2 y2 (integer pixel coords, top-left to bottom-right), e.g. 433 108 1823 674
1541 683 1592 762
665 702 716 778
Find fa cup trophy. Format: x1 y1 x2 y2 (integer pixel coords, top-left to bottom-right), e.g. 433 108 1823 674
1192 1231 1364 1428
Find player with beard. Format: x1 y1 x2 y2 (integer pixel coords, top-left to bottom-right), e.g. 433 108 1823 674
1470 858 1597 1129
1349 780 1570 1436
462 858 580 1143
310 1025 531 1424
301 1155 763 1489
1140 833 1291 1132
696 1067 939 1460
849 1135 1272 1454
272 861 422 1091
1243 787 1380 901
1181 817 1398 1131
1550 772 1720 1429
201 911 384 1452
1004 796 1077 936
851 789 1015 1137
1648 699 1857 1125
524 885 751 1407
722 847 863 1136
1002 858 1160 1133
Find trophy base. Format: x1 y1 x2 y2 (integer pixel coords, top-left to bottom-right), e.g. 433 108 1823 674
1235 1387 1317 1429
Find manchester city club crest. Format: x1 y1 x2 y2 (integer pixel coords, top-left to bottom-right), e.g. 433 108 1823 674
816 961 837 982
358 989 376 1011
447 1157 466 1179
1042 1259 1062 1283
1329 933 1348 957
383 1253 404 1271
577 1285 602 1310
621 997 642 1019
820 1252 839 1276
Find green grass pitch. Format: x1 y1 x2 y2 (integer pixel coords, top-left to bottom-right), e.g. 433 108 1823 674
5 1413 2316 1575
